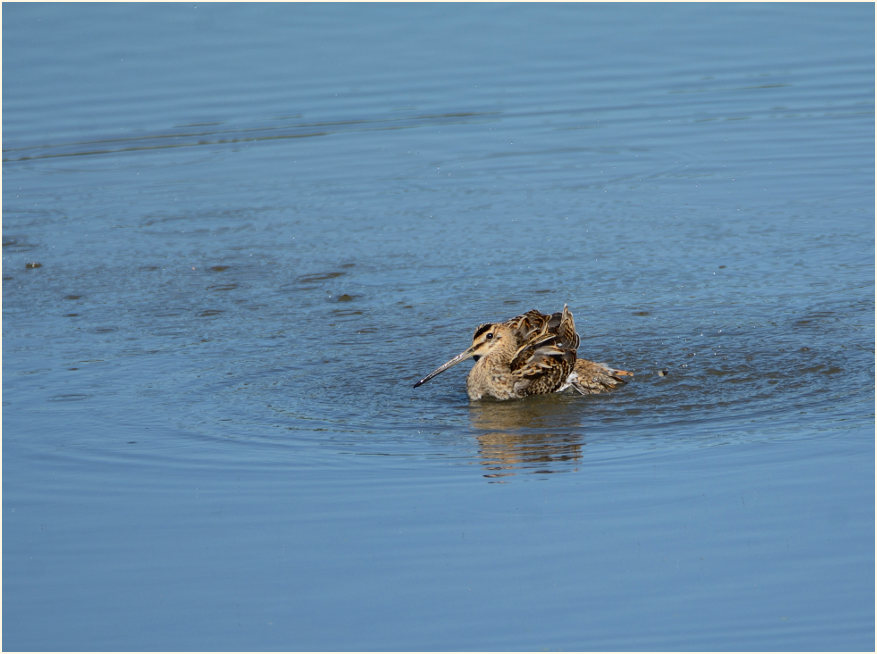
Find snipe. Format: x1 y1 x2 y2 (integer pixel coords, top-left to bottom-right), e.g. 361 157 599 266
414 305 632 400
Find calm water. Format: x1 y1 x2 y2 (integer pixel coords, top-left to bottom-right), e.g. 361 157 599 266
3 3 874 651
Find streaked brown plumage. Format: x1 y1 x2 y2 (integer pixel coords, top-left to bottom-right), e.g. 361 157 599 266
414 305 632 400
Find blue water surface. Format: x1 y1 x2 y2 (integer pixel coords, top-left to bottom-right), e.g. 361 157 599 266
3 3 874 651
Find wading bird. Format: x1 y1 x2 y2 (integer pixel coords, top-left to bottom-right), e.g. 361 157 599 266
414 305 632 400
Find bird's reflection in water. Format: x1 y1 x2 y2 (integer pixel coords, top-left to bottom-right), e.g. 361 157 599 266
468 396 585 479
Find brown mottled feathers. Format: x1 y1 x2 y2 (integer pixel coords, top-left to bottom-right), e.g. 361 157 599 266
413 304 631 400
571 359 633 394
506 305 631 397
506 307 580 352
507 306 579 396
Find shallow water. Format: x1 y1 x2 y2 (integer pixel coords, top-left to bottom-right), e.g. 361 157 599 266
3 3 874 651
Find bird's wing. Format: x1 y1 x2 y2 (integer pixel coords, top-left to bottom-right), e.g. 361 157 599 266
506 309 553 345
555 304 580 350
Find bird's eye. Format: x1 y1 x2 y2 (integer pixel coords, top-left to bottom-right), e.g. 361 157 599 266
485 332 494 340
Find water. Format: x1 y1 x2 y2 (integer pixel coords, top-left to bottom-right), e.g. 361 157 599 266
3 3 874 651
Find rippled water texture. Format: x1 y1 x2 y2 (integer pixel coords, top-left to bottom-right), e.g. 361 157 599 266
3 3 874 651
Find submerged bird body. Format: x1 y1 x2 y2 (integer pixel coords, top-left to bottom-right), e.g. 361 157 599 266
414 305 631 400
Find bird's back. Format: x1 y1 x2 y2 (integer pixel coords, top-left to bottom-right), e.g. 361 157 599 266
505 306 579 396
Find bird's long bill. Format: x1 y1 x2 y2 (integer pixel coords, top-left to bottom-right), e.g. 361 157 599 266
413 348 474 388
